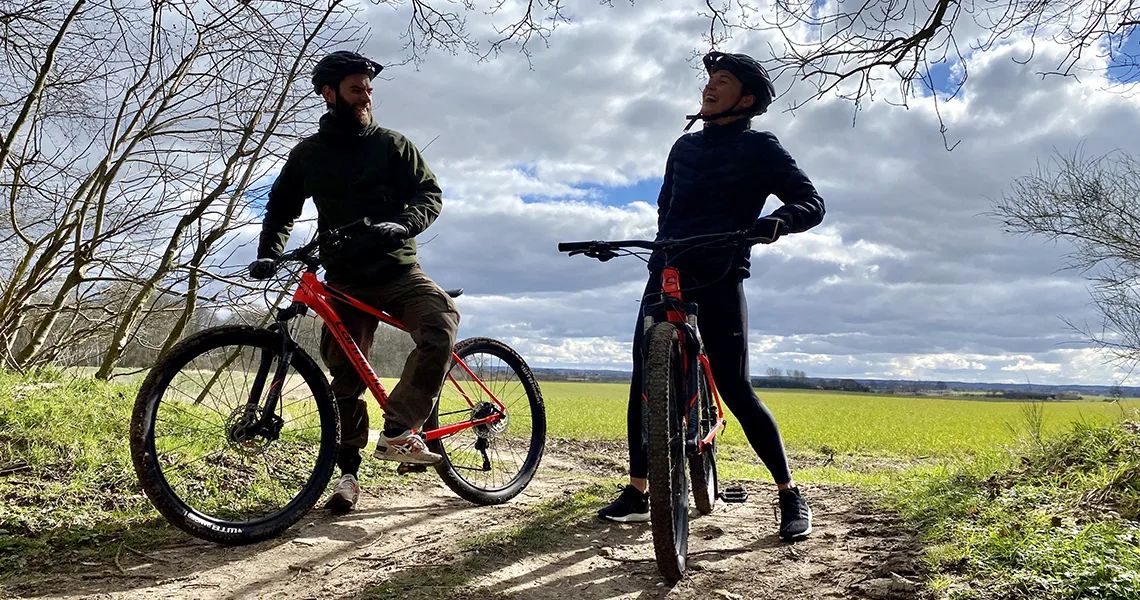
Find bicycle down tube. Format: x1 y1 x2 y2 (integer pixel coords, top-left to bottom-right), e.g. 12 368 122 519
289 270 505 442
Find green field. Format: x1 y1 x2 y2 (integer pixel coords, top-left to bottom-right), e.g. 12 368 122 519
58 370 1140 459
357 378 1140 486
452 381 1138 457
89 363 1139 460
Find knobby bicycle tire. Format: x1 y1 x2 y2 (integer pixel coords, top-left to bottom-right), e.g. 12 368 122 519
130 326 339 544
426 337 546 505
645 322 689 583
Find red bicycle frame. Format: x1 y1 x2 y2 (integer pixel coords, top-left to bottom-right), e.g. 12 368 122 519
659 267 727 453
291 271 503 441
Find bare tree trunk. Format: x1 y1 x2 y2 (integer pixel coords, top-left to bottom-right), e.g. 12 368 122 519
147 1 348 362
14 266 84 365
13 8 209 368
0 0 86 178
3 0 586 377
94 120 257 378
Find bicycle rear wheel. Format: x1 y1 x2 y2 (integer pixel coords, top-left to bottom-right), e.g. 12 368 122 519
689 360 719 515
426 337 546 505
129 326 339 544
645 322 689 583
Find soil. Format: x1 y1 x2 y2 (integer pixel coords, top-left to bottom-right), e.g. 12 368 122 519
2 442 928 600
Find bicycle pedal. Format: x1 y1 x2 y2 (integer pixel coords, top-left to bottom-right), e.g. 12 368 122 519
720 485 748 503
396 463 429 475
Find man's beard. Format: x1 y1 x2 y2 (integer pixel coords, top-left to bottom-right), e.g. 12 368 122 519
332 93 372 128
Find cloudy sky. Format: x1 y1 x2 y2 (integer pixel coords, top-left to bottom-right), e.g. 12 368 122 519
248 1 1140 385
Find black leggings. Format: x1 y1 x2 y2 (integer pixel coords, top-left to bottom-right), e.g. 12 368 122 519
626 273 793 485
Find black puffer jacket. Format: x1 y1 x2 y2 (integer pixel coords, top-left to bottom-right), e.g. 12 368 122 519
651 118 825 279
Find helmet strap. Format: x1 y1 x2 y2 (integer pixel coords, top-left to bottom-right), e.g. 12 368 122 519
683 91 755 131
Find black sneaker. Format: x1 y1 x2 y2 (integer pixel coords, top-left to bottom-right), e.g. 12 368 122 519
778 487 813 540
597 485 650 523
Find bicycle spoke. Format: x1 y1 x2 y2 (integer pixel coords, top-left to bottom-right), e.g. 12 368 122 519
148 339 328 525
430 341 542 499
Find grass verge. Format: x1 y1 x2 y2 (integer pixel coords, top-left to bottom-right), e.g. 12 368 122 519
0 369 403 578
882 418 1140 600
0 369 175 575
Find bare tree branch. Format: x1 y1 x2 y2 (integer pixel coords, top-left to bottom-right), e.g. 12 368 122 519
990 147 1140 366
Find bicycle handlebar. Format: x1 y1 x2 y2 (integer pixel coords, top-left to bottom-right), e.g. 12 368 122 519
276 217 373 266
557 230 772 258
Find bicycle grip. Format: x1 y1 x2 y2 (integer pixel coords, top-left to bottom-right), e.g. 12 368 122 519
558 241 595 253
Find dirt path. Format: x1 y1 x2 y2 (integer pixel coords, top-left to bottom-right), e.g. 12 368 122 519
5 444 927 600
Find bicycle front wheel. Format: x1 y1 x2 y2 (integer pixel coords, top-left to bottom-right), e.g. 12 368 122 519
129 326 339 544
645 322 689 583
426 337 546 505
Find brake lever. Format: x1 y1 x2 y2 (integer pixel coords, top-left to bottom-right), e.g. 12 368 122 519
585 248 617 262
566 246 617 262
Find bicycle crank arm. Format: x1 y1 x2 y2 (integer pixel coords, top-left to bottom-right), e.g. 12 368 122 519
397 463 429 475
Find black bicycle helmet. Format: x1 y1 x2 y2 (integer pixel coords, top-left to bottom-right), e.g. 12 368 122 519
684 51 776 130
311 50 383 95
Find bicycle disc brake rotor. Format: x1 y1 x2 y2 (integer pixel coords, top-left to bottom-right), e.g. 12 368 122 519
472 402 508 438
225 406 283 455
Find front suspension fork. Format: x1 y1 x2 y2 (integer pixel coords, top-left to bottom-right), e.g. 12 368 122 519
232 323 295 443
641 305 706 457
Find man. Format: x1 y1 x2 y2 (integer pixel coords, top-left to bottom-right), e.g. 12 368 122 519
596 51 825 540
249 50 459 514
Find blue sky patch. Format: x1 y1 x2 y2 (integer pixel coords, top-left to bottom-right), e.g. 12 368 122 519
520 176 663 207
245 172 277 214
1106 27 1140 84
920 59 964 99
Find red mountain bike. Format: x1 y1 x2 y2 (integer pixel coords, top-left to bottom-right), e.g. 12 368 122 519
130 219 546 544
558 227 775 582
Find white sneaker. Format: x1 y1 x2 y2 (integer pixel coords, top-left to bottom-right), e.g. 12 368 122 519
373 430 442 465
323 474 360 514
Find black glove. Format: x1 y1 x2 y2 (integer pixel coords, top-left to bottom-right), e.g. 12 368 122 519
249 258 276 280
369 221 410 251
749 215 789 244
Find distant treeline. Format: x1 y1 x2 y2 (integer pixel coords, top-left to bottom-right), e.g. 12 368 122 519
533 368 1134 400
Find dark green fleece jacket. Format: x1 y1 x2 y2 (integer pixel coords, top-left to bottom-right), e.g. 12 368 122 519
257 113 443 283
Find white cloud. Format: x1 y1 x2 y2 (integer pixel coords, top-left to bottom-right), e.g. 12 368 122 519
236 1 1140 385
